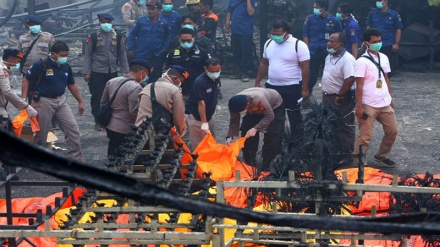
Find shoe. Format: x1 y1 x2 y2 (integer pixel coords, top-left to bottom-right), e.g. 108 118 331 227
374 155 396 167
241 76 249 82
94 124 102 131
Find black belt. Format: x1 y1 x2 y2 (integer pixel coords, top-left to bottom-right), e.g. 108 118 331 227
322 92 338 96
40 94 62 99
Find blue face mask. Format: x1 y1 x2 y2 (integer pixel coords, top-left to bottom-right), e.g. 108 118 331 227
376 1 384 9
100 23 113 32
327 43 340 54
336 12 343 20
11 63 20 71
368 42 382 52
180 41 194 50
313 8 322 16
271 32 286 44
29 25 41 34
163 4 173 12
182 24 195 30
206 71 220 80
54 54 68 65
141 73 149 83
137 0 146 6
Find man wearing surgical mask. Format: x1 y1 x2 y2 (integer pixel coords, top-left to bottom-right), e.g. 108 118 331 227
101 59 151 157
121 0 148 34
185 57 221 150
165 28 211 98
160 0 182 43
22 42 86 162
83 13 129 131
169 15 213 54
136 65 189 138
354 28 397 168
17 15 54 76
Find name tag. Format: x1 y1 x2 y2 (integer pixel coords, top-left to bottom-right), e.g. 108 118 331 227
46 69 54 76
325 33 330 40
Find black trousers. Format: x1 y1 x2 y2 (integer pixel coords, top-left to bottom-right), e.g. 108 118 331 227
309 49 328 93
240 105 285 172
265 82 303 136
106 128 127 158
231 33 254 75
90 71 118 123
322 93 356 153
380 45 396 78
146 54 166 84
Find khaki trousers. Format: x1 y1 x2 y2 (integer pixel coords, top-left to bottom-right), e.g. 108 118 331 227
187 114 215 150
355 104 397 159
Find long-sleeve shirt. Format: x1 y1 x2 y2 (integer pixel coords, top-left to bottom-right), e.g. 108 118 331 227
121 0 148 34
82 29 129 75
100 75 142 134
228 87 283 137
0 61 28 117
17 31 54 73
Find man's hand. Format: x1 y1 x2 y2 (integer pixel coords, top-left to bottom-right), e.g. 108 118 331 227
301 88 310 101
334 95 342 106
25 105 38 118
179 124 187 137
255 80 261 87
224 23 231 34
245 128 257 138
226 137 233 145
355 105 363 119
78 102 85 116
84 74 91 83
390 100 395 109
392 43 399 52
201 122 210 134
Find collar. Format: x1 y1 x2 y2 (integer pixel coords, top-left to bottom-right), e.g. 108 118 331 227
332 48 346 58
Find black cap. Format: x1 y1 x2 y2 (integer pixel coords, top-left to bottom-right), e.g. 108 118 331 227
147 1 163 8
2 48 25 60
25 15 42 25
228 95 248 113
167 65 190 79
97 13 114 21
130 59 153 73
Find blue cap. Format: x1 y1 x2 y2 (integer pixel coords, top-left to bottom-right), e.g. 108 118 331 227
130 59 153 73
2 48 25 60
97 13 114 21
167 65 190 79
229 95 248 113
25 15 42 25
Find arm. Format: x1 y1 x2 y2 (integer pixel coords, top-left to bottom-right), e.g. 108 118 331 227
121 4 136 27
22 77 30 99
384 73 394 108
197 100 208 123
67 84 85 116
0 75 28 110
227 112 241 138
255 58 269 87
355 77 364 118
303 37 309 46
172 90 187 136
118 36 129 73
392 29 401 52
224 12 231 33
82 34 93 82
335 76 355 105
246 0 255 16
128 86 142 117
299 60 310 100
127 21 138 53
253 99 275 133
351 43 358 59
303 17 310 46
162 24 171 53
199 18 216 36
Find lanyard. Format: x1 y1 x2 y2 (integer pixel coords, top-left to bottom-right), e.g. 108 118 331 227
367 50 382 79
329 49 346 65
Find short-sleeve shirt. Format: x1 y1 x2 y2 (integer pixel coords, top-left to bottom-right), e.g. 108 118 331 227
263 35 310 86
303 14 342 54
355 51 392 108
185 72 219 122
366 8 404 47
227 0 258 35
341 15 361 54
25 57 75 97
322 50 356 94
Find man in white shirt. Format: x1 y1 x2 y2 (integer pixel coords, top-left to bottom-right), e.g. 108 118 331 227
255 20 310 136
321 32 356 154
355 28 397 167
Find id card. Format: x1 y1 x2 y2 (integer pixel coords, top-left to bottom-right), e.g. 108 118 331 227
376 80 382 88
325 33 330 40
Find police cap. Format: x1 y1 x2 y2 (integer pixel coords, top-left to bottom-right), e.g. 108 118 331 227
97 13 114 21
167 65 190 80
2 48 25 60
25 15 42 25
147 1 163 9
228 95 248 113
131 59 153 73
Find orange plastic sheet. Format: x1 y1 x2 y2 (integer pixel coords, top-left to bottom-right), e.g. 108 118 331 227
224 161 257 208
170 128 194 178
193 134 246 181
11 109 40 136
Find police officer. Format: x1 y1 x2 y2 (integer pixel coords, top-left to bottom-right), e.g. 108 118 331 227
160 0 182 43
169 15 213 54
303 0 341 93
366 0 403 75
336 3 361 59
83 13 129 131
165 28 211 98
186 0 202 26
17 15 54 75
121 0 148 34
127 1 171 83
22 42 85 162
0 48 37 131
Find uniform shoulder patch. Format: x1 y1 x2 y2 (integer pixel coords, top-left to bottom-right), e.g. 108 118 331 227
86 34 92 44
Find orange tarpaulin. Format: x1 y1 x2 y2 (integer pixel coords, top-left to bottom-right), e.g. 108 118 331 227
11 109 40 137
193 134 246 181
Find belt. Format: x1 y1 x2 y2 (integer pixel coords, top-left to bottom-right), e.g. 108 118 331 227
322 92 338 96
40 94 62 99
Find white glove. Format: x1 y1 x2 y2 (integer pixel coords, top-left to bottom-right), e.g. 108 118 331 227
215 104 221 115
245 128 258 138
25 105 38 118
201 122 210 134
226 137 233 145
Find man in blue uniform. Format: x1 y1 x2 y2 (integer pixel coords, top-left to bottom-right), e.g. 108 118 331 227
160 0 182 44
336 3 361 59
127 1 171 83
303 0 341 93
224 0 258 82
165 28 211 98
366 0 403 75
185 57 221 149
22 42 85 162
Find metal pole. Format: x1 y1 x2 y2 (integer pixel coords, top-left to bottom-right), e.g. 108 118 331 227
27 0 36 16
